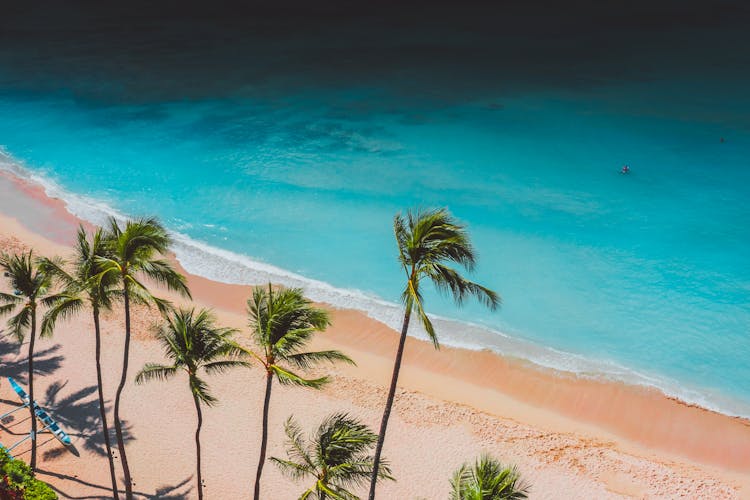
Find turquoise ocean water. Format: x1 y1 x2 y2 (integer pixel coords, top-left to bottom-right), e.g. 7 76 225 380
0 2 748 416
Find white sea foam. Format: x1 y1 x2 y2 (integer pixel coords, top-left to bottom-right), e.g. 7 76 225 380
2 148 749 418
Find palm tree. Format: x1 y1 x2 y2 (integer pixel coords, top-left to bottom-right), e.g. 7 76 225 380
239 284 354 500
97 217 191 499
40 226 121 498
368 208 500 499
135 308 244 500
450 455 529 500
271 413 393 500
0 251 54 472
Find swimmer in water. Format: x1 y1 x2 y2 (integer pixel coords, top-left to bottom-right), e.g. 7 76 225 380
621 165 630 174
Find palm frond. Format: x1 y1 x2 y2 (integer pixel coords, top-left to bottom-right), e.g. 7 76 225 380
140 259 191 299
6 306 31 342
450 455 529 500
41 294 85 338
190 375 218 407
285 349 355 370
269 457 313 481
135 363 179 384
270 364 329 389
426 263 500 310
203 359 249 375
393 208 500 350
0 292 23 306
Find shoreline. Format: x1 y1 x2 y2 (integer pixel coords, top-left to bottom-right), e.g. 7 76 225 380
1 169 749 497
2 159 748 421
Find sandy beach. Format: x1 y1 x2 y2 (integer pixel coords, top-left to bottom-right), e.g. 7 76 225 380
1 170 749 499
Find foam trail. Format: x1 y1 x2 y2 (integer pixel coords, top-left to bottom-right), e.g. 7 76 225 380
2 149 750 418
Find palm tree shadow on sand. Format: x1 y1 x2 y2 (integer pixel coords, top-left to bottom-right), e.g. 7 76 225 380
0 335 65 440
0 335 134 461
0 335 64 384
37 469 193 500
40 380 134 461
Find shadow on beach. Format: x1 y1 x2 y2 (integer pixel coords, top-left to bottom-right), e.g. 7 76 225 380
38 469 193 500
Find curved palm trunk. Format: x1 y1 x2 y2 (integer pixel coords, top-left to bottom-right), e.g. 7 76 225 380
253 372 273 500
193 394 204 500
368 308 412 500
93 306 120 499
113 289 134 500
28 308 38 472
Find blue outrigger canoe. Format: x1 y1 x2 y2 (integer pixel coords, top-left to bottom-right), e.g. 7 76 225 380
7 377 72 446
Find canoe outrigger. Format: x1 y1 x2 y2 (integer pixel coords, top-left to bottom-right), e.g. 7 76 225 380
0 377 72 454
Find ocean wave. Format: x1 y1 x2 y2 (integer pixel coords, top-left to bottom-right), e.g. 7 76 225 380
2 148 750 418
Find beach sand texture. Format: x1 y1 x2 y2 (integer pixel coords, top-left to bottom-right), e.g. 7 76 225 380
0 171 749 499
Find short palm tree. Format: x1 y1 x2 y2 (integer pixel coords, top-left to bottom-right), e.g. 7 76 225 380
368 208 500 499
450 455 529 500
97 217 191 499
40 226 121 498
271 413 393 500
239 284 354 500
0 251 55 472
135 308 244 500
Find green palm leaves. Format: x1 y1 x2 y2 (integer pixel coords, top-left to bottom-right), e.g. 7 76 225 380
243 284 354 500
246 284 353 387
136 308 242 404
0 250 54 471
99 216 190 500
136 308 244 500
394 208 500 348
450 455 529 500
272 413 393 500
369 208 500 500
0 251 53 342
40 226 121 498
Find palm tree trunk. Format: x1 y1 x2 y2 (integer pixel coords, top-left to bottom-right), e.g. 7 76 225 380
93 306 120 499
114 288 134 500
368 307 412 500
193 394 204 500
253 371 273 500
28 307 38 472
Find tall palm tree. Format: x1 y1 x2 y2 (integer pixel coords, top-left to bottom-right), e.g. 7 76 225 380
40 226 121 498
271 413 393 500
0 251 55 472
135 308 244 500
239 284 354 500
97 217 191 499
450 455 529 500
368 208 500 499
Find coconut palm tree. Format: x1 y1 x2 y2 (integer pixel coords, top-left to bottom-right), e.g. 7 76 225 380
239 284 354 500
368 208 500 499
0 251 55 472
135 308 244 500
97 217 191 499
40 226 121 498
271 413 393 500
450 454 529 500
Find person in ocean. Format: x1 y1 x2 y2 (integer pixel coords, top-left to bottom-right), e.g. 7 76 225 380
621 164 630 174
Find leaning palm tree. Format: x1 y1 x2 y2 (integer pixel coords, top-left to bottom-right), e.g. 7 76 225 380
239 284 354 500
135 308 244 500
97 217 191 500
368 208 500 499
0 251 55 472
450 454 529 500
40 226 121 498
271 413 393 500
